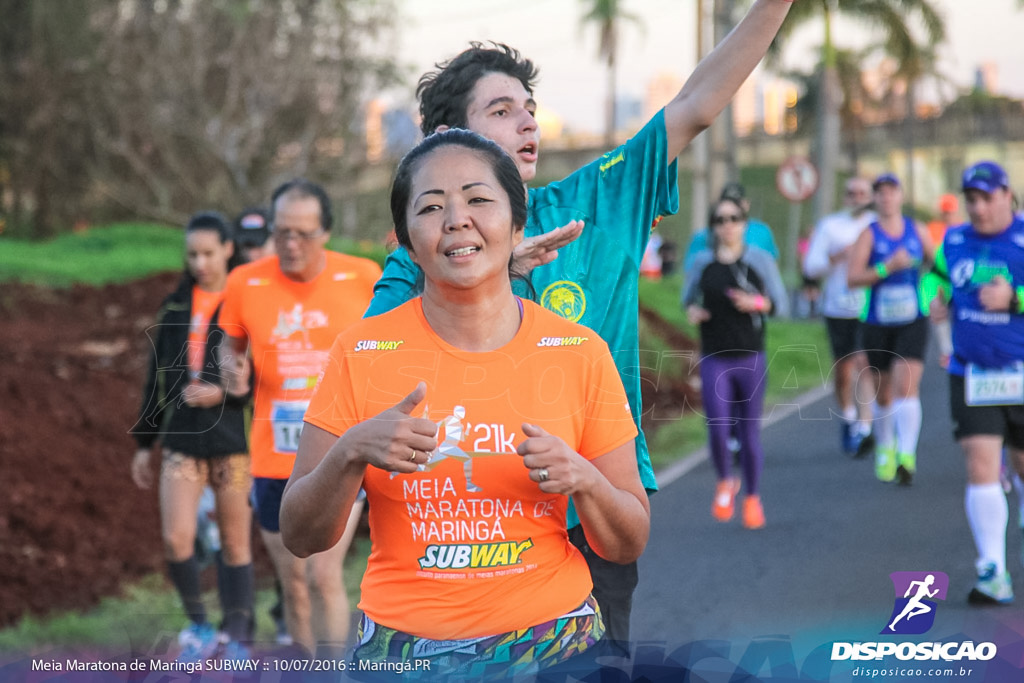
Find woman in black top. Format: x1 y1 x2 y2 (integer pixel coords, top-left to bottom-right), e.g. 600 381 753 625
682 197 788 529
130 212 253 660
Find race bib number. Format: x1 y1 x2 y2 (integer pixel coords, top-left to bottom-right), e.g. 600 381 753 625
876 284 918 324
966 363 1024 407
838 289 866 315
271 400 309 453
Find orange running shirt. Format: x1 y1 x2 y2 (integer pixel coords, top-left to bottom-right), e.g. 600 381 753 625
187 286 224 377
219 252 382 479
304 298 638 639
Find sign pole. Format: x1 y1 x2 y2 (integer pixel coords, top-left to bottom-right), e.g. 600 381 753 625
775 156 820 287
785 199 802 285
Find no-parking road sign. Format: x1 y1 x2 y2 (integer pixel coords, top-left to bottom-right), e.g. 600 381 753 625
776 156 819 203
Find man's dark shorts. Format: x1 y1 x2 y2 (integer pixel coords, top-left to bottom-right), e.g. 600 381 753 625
949 373 1024 449
862 316 929 371
253 476 287 533
825 316 864 360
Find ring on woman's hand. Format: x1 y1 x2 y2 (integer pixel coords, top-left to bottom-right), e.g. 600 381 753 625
537 468 549 482
409 449 417 462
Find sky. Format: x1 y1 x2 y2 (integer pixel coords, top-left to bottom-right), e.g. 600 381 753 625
388 0 1024 135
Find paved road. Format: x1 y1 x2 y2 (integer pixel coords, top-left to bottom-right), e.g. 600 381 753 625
627 352 1024 681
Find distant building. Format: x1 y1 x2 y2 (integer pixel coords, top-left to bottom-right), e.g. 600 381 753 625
975 62 1000 94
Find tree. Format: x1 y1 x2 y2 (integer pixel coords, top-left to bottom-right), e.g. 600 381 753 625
771 0 945 221
0 0 102 237
784 46 878 170
0 0 400 237
579 0 641 147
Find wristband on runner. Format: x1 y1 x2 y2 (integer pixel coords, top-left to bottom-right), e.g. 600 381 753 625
1012 286 1024 314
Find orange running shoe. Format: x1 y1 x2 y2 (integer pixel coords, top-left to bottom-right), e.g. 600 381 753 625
742 495 765 529
711 478 740 522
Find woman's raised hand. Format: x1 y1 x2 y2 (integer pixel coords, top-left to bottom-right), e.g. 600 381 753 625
344 382 438 473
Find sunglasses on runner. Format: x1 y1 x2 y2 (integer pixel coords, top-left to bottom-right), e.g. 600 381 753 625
712 214 745 225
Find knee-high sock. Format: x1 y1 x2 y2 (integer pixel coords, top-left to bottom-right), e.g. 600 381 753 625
965 483 1008 574
168 556 206 625
873 401 895 447
893 397 922 455
217 558 254 642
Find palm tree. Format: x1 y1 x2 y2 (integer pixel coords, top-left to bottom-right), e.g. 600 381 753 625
785 46 878 171
579 0 641 147
771 0 945 221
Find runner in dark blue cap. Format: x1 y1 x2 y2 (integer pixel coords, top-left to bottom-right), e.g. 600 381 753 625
926 160 1024 605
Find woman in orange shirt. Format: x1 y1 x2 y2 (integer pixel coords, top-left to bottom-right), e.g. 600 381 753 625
281 130 650 679
130 212 253 661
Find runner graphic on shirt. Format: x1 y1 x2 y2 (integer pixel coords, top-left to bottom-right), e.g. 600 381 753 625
392 405 511 493
424 406 482 492
271 304 312 347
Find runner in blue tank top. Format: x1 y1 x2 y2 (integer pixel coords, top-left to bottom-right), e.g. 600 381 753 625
848 173 935 485
925 161 1024 605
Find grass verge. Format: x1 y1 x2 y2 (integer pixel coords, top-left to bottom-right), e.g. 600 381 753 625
0 223 388 288
0 537 372 654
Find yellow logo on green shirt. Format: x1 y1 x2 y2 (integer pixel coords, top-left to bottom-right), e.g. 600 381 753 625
540 281 586 323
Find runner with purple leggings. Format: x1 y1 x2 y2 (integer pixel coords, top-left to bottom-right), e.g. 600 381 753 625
683 196 789 529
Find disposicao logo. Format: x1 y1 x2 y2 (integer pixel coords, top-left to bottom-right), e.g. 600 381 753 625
830 570 997 663
882 571 948 635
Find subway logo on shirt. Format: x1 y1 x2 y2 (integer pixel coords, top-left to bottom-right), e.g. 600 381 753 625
537 336 589 347
354 339 405 351
418 539 534 570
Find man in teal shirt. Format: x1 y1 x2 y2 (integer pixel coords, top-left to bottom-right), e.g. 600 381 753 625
365 0 797 650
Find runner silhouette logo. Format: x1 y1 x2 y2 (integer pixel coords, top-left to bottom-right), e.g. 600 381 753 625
881 571 949 635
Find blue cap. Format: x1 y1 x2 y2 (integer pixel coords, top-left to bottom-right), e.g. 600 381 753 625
962 161 1009 194
872 173 900 190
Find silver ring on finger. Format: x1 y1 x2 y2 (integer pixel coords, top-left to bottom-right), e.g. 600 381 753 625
537 468 549 483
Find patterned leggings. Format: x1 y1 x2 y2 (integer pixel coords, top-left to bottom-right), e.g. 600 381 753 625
353 595 604 681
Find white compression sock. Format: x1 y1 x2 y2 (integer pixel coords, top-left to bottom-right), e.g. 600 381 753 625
893 397 922 455
965 482 1008 574
873 402 895 448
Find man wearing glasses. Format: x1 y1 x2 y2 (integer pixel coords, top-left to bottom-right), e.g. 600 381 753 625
219 179 382 656
803 176 877 457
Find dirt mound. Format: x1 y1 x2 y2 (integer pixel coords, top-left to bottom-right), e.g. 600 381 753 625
638 304 702 427
0 274 180 627
0 277 699 628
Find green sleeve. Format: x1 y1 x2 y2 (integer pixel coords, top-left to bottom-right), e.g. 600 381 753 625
919 243 951 314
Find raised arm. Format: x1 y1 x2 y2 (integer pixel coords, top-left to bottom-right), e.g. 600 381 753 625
664 0 795 159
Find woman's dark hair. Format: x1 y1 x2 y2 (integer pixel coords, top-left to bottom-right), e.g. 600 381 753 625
390 128 526 249
390 129 531 294
174 210 246 295
417 42 539 135
270 178 333 232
